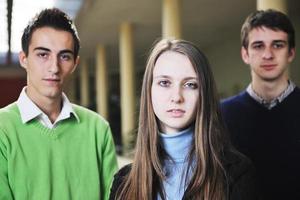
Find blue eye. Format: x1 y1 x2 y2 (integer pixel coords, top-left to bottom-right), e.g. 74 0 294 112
184 82 198 89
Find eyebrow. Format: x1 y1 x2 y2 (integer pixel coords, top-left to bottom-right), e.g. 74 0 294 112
153 75 197 80
33 47 74 55
272 40 287 44
251 40 287 45
33 47 51 52
59 50 75 55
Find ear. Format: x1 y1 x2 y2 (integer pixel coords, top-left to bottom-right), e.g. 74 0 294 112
71 56 80 73
241 47 250 65
288 48 296 63
19 51 28 70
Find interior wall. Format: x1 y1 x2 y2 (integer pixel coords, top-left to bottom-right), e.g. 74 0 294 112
206 36 250 99
0 77 26 108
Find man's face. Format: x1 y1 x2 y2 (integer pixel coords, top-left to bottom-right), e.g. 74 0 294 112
19 27 79 102
241 26 295 83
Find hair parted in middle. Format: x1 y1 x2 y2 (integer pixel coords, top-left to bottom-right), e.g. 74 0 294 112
115 38 230 200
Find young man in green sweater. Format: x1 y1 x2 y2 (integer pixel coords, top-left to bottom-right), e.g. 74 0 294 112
0 8 118 200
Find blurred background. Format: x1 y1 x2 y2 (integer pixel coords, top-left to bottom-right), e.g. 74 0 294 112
0 0 299 157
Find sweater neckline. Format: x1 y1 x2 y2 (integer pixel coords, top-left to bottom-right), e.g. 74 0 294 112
27 117 77 139
159 127 194 162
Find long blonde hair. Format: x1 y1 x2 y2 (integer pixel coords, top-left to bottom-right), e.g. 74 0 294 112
116 39 229 200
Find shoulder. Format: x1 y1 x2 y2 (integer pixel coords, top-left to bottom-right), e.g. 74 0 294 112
110 164 132 199
279 86 300 109
221 91 248 107
0 102 20 125
291 86 300 98
0 103 21 143
224 150 261 199
113 164 132 182
224 149 254 180
220 91 254 118
71 104 109 127
70 104 113 142
0 102 19 116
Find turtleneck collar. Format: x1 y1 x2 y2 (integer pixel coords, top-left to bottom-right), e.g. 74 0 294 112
159 126 194 162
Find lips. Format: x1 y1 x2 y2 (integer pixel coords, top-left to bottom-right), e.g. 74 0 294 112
261 64 276 71
167 109 185 117
43 78 60 85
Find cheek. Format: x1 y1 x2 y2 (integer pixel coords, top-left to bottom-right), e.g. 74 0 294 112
187 93 199 113
151 84 165 102
61 68 73 77
26 64 40 75
151 87 165 116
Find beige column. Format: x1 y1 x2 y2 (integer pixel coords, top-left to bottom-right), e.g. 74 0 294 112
65 70 77 103
119 22 136 151
96 45 109 119
162 0 182 38
257 0 287 13
80 59 90 107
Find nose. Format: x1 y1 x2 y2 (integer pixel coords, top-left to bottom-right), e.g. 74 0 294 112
170 85 184 103
262 47 274 60
48 56 59 74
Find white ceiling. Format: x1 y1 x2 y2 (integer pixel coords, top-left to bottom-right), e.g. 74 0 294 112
75 0 299 72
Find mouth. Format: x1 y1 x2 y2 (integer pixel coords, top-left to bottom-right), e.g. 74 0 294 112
261 64 276 71
43 78 61 85
167 109 185 117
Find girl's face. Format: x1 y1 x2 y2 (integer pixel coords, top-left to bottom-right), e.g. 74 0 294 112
151 51 199 134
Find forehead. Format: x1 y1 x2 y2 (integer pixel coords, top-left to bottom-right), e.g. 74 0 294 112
248 26 288 44
29 27 74 51
153 51 196 78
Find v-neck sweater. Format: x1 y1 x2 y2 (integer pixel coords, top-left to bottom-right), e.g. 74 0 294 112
0 102 118 200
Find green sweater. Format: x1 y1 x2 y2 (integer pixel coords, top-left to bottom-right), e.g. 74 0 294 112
0 103 118 200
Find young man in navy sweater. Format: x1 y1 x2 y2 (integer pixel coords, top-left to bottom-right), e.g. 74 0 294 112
221 9 299 200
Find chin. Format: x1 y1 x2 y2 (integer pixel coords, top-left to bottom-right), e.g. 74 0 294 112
44 90 62 99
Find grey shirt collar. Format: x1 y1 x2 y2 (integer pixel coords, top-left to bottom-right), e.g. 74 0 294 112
246 81 295 110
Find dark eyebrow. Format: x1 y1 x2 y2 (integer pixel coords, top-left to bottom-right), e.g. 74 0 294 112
33 47 50 52
273 40 287 44
59 50 74 55
251 40 287 45
33 47 74 55
250 41 263 45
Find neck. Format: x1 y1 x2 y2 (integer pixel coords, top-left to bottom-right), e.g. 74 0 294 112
251 76 289 102
41 100 62 123
26 91 62 123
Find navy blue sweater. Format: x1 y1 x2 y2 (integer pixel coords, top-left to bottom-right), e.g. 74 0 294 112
221 87 300 200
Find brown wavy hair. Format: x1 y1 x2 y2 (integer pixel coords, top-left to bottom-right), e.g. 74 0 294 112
115 39 230 200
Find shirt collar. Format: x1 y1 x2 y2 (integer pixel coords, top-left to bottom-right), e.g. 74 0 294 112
246 81 295 110
16 87 79 124
58 93 80 123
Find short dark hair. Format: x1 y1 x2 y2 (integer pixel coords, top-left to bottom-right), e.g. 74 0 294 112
241 9 295 51
21 8 80 59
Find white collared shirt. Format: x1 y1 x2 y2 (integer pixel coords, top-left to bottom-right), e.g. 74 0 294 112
16 87 79 129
